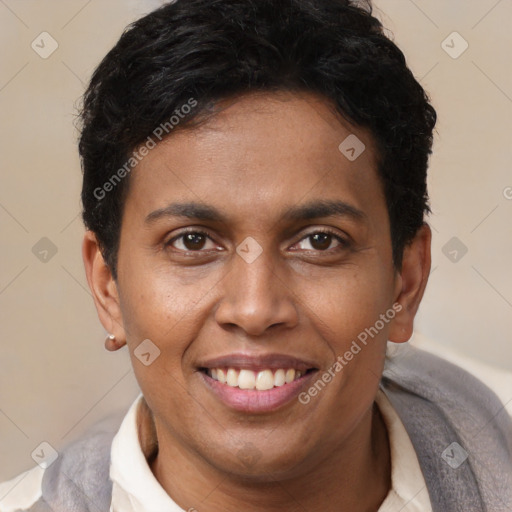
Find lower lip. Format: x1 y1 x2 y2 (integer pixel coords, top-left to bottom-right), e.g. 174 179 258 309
200 371 317 413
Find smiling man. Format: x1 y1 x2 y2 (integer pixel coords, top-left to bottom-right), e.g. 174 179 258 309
103 92 404 511
1 0 511 511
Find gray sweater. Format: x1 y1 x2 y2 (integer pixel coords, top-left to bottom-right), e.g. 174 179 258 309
17 346 512 511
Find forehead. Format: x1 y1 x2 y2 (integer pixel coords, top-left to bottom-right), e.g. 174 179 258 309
125 91 385 229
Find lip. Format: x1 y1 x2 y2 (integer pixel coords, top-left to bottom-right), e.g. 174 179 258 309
197 353 318 373
200 371 317 413
197 352 319 413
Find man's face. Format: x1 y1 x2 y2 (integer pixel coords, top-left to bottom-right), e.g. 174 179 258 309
115 91 401 477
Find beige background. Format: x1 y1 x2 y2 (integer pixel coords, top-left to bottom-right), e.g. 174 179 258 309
0 0 511 483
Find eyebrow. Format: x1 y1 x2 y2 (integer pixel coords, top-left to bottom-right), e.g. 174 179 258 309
282 199 366 223
145 202 225 224
144 199 367 225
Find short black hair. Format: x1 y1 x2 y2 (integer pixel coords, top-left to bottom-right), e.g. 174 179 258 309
79 0 437 279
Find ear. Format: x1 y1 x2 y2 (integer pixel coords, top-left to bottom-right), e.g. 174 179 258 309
388 223 431 343
82 230 126 351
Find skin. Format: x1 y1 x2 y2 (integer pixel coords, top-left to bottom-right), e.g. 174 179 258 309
83 91 431 512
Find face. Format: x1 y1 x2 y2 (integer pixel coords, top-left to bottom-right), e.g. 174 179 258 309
85 91 428 480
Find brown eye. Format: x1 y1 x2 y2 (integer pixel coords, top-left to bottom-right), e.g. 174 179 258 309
166 230 217 252
182 233 207 250
293 230 349 252
309 233 332 250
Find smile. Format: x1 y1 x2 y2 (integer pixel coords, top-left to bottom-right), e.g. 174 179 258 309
197 354 319 413
205 367 311 390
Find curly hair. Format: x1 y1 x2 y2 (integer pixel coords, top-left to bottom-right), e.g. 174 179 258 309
79 0 437 279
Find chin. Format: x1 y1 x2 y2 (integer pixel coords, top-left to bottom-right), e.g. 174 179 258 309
205 441 313 482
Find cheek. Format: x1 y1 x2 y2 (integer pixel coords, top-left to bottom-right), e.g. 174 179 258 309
291 271 391 445
119 258 217 336
117 265 224 385
301 266 393 398
309 268 392 339
120 285 200 421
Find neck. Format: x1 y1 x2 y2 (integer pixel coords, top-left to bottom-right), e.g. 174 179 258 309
148 401 391 512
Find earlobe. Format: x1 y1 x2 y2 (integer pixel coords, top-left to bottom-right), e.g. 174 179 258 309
388 224 432 343
104 333 124 351
82 231 126 350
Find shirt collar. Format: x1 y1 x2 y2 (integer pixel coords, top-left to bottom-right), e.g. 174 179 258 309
375 387 432 511
110 393 183 511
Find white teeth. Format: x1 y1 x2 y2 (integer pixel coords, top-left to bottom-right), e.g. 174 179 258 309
255 369 274 391
208 367 306 389
226 368 238 387
285 369 296 384
238 369 256 389
274 369 286 387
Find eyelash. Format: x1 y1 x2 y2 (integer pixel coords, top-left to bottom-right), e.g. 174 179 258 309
164 228 350 254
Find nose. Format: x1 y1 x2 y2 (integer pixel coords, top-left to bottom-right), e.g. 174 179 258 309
214 247 299 336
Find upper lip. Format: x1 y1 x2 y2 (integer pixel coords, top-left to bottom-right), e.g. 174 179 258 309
197 353 319 373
